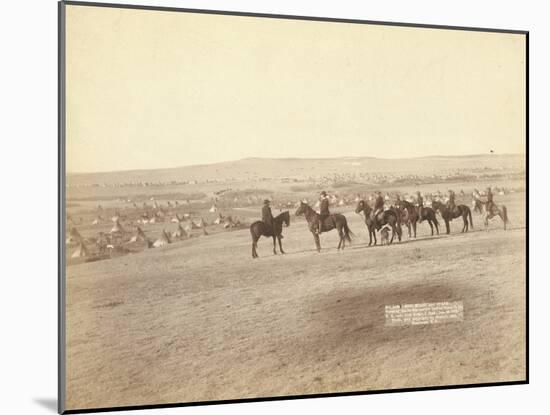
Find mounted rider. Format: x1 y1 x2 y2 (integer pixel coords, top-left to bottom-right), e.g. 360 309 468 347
394 193 402 207
261 199 274 235
416 191 424 222
315 191 331 234
447 189 457 214
394 193 406 221
395 193 401 206
373 191 385 230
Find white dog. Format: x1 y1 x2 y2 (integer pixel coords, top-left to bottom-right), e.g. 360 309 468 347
380 225 391 246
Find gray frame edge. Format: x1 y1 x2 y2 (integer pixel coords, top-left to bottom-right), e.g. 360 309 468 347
62 0 528 35
58 1 67 414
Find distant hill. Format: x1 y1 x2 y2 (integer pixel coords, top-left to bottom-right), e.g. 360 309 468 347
67 154 525 187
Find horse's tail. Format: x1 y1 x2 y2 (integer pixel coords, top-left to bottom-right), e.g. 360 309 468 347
468 207 474 229
502 205 509 224
343 220 354 242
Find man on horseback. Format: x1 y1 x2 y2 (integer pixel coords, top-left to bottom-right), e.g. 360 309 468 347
262 199 274 235
372 191 385 230
416 191 424 222
315 191 331 234
447 189 458 215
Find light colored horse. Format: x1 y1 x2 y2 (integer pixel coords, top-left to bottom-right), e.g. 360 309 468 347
480 200 509 231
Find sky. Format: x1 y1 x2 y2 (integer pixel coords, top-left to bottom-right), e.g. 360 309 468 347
65 5 526 173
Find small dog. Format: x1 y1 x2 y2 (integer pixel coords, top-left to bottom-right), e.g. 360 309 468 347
380 225 391 246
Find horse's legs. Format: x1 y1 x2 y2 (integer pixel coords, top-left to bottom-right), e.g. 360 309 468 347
278 236 285 254
341 225 347 249
389 225 396 244
313 232 321 252
407 222 411 238
339 226 346 250
272 236 277 255
252 236 258 258
367 223 374 246
445 219 450 235
428 219 434 236
412 220 417 238
335 225 341 250
498 211 506 230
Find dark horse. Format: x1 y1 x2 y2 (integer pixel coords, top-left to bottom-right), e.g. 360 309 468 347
355 200 402 246
472 198 484 214
431 200 473 234
250 211 290 258
295 202 353 252
397 200 439 238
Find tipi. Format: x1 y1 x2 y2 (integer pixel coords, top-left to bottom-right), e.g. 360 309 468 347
71 241 89 258
129 226 147 243
110 219 126 234
153 229 171 248
172 224 187 240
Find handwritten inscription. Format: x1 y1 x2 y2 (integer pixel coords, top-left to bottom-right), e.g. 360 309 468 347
385 301 464 326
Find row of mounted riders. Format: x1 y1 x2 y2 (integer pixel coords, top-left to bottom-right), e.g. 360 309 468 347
250 189 509 258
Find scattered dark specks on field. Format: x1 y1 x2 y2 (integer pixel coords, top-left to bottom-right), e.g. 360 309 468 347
93 300 124 309
408 248 422 260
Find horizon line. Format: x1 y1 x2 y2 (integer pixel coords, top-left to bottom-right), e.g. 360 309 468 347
66 152 526 176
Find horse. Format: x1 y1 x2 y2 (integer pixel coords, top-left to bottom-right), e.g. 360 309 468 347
250 211 290 258
355 200 402 246
295 202 353 252
478 200 509 231
431 200 473 234
396 200 439 238
472 198 484 214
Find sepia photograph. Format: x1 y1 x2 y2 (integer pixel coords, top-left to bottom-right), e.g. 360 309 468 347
60 2 527 413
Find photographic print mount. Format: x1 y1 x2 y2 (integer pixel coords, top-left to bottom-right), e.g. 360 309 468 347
59 1 528 413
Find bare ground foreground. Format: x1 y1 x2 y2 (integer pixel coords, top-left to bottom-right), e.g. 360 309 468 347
65 193 526 410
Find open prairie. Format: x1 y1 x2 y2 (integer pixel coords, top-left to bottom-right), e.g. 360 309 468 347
65 155 526 410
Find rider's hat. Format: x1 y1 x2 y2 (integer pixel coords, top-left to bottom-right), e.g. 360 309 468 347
263 199 270 204
320 191 327 197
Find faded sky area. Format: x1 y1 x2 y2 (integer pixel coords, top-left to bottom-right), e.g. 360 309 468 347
65 5 526 173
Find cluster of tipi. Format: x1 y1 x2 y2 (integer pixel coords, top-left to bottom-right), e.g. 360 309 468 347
66 201 245 261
